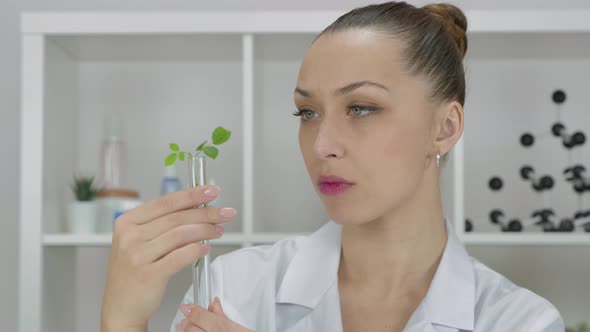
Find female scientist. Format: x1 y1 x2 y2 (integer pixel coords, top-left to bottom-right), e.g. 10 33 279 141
101 2 565 331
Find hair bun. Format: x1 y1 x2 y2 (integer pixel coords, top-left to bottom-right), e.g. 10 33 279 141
423 3 468 58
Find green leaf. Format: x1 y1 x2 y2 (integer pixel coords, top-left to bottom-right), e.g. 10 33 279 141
165 153 177 166
212 126 231 145
195 140 208 152
202 145 219 159
169 143 179 151
178 151 185 161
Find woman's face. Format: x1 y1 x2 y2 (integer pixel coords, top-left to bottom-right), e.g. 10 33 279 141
295 29 442 226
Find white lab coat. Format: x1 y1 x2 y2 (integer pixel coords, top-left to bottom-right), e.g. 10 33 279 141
171 218 565 331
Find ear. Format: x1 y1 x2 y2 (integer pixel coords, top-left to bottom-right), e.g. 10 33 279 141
433 100 464 157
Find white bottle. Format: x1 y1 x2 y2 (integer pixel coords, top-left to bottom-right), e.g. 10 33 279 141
99 113 126 189
160 165 182 195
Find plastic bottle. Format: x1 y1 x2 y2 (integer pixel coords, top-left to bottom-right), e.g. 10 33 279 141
99 113 126 189
160 165 182 195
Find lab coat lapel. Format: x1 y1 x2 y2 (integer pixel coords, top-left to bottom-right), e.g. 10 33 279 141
402 302 438 332
283 282 343 332
404 218 475 331
275 220 343 331
421 218 475 330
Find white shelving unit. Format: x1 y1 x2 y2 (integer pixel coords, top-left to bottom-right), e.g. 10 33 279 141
20 10 590 332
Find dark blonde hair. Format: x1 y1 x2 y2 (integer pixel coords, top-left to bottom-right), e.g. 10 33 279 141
318 1 468 106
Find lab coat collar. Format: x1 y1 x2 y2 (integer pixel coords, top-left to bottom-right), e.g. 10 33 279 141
422 218 475 330
276 219 342 309
275 218 475 330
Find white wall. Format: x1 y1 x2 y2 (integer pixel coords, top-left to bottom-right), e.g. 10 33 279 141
3 1 590 331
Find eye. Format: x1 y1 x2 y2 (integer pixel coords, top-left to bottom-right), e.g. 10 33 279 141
292 109 317 121
348 105 378 118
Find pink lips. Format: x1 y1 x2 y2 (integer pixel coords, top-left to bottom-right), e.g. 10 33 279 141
318 175 354 195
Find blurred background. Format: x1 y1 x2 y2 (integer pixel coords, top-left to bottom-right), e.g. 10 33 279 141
3 0 590 331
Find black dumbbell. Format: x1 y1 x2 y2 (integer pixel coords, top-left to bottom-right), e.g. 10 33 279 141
520 133 535 147
490 209 522 232
531 209 557 232
551 122 586 149
564 166 588 194
558 218 575 232
571 132 586 147
552 90 566 104
520 166 554 192
488 176 503 191
564 165 586 181
465 219 473 232
574 210 590 219
573 210 590 232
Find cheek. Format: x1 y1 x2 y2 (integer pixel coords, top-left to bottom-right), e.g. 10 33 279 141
383 123 428 164
369 116 430 198
298 126 315 170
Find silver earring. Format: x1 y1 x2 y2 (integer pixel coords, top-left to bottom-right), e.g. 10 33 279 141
436 152 441 168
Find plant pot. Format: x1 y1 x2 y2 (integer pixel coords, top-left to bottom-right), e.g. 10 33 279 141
95 189 141 233
67 201 98 234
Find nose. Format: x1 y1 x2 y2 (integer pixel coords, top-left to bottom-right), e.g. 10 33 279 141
313 119 345 160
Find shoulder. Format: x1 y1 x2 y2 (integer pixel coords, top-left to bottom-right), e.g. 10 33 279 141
471 257 565 331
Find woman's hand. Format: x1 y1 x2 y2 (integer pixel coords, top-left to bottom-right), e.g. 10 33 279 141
100 185 236 332
176 297 253 332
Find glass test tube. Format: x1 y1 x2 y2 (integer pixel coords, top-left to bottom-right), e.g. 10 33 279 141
188 155 212 307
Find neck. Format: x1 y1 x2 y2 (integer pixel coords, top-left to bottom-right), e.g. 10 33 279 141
338 171 447 297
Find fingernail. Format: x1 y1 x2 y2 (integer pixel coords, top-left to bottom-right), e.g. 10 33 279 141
219 207 237 219
179 304 192 315
202 244 211 253
204 185 221 197
215 225 225 235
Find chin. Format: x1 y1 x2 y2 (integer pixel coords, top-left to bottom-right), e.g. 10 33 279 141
326 207 376 226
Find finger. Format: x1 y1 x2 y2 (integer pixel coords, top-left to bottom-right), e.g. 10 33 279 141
184 323 206 332
208 298 226 317
142 223 221 263
119 185 220 225
176 319 189 332
154 242 211 278
180 319 206 332
141 206 235 241
184 304 228 331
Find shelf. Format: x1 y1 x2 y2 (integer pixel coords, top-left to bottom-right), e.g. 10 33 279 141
21 10 590 34
42 232 309 246
461 233 590 245
21 9 590 332
43 231 590 246
48 34 243 62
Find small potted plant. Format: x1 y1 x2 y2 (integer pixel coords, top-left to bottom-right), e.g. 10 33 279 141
67 175 100 233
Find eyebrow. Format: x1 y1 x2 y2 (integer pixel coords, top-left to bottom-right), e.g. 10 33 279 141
294 80 390 98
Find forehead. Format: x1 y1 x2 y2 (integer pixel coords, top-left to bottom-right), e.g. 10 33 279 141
297 29 407 89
